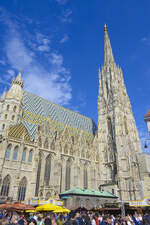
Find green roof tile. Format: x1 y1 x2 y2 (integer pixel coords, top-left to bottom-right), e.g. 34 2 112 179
60 188 117 198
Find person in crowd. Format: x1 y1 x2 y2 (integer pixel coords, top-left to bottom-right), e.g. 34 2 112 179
64 211 78 225
100 215 111 225
143 210 150 225
57 215 64 225
98 215 103 224
51 214 57 225
91 216 96 225
28 219 37 225
75 212 84 225
132 213 140 225
82 214 91 225
45 215 52 225
18 215 25 225
37 216 44 225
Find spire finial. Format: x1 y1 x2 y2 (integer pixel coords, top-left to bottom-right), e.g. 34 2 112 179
104 24 107 32
104 25 115 66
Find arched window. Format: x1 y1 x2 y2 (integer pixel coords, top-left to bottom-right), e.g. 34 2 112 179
22 148 26 162
12 115 15 121
17 177 27 201
107 117 113 139
71 136 74 144
1 175 10 196
45 192 51 200
65 159 71 190
83 164 88 189
44 155 51 186
5 144 12 159
2 124 5 130
13 106 17 112
13 146 18 160
5 114 8 119
44 138 48 149
35 152 42 197
106 80 109 97
124 116 128 135
28 150 33 162
7 105 10 111
54 131 57 141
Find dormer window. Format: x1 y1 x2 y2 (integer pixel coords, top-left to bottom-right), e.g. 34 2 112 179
13 106 17 112
7 105 10 111
12 115 15 121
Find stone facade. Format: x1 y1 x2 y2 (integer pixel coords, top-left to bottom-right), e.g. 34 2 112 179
0 25 149 203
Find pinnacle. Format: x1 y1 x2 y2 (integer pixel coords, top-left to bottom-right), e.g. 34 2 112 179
104 25 115 66
16 71 22 82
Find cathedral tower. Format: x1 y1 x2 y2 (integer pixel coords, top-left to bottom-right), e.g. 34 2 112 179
0 72 24 133
98 25 143 200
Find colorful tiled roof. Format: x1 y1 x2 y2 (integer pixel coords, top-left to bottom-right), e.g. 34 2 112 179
60 188 117 198
22 91 97 141
8 122 31 142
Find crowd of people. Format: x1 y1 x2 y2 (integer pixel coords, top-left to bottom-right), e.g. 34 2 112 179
0 210 150 225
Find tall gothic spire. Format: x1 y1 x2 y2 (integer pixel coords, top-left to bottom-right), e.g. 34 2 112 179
104 24 115 66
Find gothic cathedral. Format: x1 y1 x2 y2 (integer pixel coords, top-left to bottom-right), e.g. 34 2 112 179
0 25 149 203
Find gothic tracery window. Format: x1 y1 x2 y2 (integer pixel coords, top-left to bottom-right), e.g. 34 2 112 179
28 150 33 162
13 146 18 160
5 144 12 159
44 154 51 186
107 117 113 139
17 177 27 201
83 164 88 189
22 148 27 162
65 159 71 190
54 131 57 141
71 136 74 144
1 175 10 196
35 152 42 197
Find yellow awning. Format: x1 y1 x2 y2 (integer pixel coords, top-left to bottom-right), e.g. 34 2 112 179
36 203 57 211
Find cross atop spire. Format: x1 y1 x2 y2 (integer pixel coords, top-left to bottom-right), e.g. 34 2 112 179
104 24 115 66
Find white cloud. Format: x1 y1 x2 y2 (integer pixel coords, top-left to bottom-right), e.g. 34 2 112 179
60 34 69 43
50 53 63 66
3 21 72 105
37 45 50 52
35 33 50 52
61 9 72 23
7 69 15 78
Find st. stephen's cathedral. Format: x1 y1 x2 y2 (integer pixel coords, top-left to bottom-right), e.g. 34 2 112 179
0 25 149 203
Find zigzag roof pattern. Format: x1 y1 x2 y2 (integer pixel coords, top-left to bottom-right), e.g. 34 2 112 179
22 91 97 141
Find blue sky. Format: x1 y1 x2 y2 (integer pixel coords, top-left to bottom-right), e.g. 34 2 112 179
0 0 150 151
